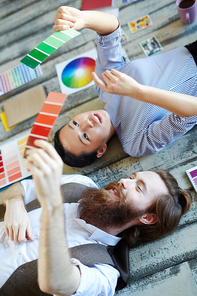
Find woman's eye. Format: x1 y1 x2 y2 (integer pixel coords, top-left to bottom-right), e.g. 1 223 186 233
73 121 79 127
137 186 142 192
83 133 89 141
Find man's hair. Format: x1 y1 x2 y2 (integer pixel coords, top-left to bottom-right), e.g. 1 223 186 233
54 128 98 168
121 169 192 247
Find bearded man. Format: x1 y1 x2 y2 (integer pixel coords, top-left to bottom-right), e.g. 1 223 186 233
0 140 192 296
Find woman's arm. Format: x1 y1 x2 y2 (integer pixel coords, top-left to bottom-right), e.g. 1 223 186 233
53 6 119 35
92 68 197 117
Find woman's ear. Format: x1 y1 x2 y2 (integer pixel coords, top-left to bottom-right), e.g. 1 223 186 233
96 144 107 158
139 213 157 225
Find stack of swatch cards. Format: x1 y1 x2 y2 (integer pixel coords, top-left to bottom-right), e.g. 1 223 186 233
0 64 42 96
186 166 197 194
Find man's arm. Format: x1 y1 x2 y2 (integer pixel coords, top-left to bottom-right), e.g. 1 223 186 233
92 69 197 117
53 6 119 35
26 140 80 296
3 182 33 242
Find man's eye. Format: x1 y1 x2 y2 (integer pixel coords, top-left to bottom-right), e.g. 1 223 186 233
73 121 79 127
83 133 89 141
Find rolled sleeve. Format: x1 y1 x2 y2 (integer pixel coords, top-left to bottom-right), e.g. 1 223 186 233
95 26 124 101
70 258 119 296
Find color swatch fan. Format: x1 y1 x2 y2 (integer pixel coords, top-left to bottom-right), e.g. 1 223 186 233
24 92 67 156
0 135 31 190
56 48 97 95
20 29 80 69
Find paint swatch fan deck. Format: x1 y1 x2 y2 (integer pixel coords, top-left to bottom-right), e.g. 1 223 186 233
0 135 31 190
20 29 80 69
0 64 42 96
24 92 67 156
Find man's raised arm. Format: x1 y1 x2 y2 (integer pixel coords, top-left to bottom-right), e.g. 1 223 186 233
26 140 80 296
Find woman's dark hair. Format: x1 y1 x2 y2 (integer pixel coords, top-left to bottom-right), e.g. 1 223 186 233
54 128 98 168
122 169 192 247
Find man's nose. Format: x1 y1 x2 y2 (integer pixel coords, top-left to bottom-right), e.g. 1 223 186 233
118 179 126 189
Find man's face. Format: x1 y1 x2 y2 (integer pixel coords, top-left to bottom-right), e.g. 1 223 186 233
58 110 112 157
116 171 169 211
79 171 169 229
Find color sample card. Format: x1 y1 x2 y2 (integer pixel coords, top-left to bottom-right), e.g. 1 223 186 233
128 15 152 33
56 48 97 95
0 135 31 190
121 28 129 44
20 29 81 69
139 36 163 57
123 0 139 3
81 0 114 10
0 64 42 96
24 92 67 155
0 112 17 132
186 166 197 193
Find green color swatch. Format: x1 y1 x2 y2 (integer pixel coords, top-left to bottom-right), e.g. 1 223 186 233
37 42 56 55
53 31 72 42
20 55 40 69
29 48 48 62
20 29 81 69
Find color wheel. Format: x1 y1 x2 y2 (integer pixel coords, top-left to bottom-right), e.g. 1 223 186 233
61 57 96 89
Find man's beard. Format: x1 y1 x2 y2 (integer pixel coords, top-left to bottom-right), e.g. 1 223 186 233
79 182 145 230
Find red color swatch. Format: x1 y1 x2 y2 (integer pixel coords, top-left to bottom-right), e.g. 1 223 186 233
24 92 67 155
81 0 113 10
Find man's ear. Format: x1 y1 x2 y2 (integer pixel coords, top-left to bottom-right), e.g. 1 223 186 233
96 144 107 158
139 213 157 225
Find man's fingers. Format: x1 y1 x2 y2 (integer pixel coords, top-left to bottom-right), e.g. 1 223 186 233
13 224 19 242
26 223 34 241
34 140 62 163
18 226 27 243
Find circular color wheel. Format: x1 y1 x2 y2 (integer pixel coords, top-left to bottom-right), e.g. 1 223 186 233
61 57 96 89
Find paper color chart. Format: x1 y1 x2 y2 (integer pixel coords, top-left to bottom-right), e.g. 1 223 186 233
0 135 31 189
186 166 197 194
24 92 67 154
20 29 81 69
0 64 43 96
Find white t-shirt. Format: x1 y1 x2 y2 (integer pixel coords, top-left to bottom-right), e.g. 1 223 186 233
0 174 120 296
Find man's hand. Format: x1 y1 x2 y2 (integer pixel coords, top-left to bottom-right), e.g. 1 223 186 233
25 140 63 208
3 182 33 242
92 69 140 98
4 198 33 242
53 6 84 32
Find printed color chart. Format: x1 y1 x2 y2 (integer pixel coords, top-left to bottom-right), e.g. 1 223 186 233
0 135 31 190
24 92 67 155
186 166 197 194
20 29 80 69
0 64 42 96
